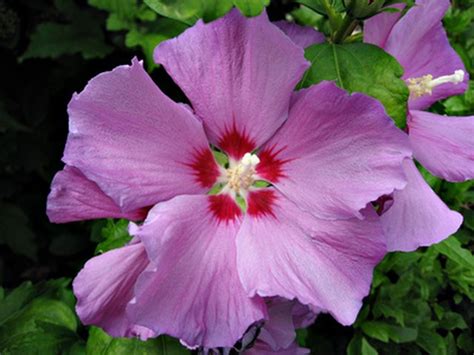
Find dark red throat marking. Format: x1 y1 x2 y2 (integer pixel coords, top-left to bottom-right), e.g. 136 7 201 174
209 194 242 223
218 123 256 160
187 148 220 188
247 190 277 218
256 145 289 183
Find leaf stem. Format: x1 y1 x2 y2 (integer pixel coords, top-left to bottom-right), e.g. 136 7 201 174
332 15 359 43
321 0 342 31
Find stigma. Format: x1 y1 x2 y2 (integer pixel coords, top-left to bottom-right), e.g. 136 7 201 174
407 70 465 98
222 152 260 197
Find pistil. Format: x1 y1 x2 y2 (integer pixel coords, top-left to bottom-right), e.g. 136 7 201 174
222 152 260 198
407 70 465 98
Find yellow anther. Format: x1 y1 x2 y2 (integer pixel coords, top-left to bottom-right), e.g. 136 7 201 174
407 70 465 98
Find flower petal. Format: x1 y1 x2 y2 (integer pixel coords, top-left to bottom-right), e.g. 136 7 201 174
373 0 468 110
73 241 153 339
257 298 316 352
364 4 404 48
409 110 474 182
128 194 266 348
246 340 309 354
381 159 463 252
237 189 386 326
63 58 218 212
47 165 147 223
154 9 309 159
273 21 325 48
258 299 295 351
257 82 411 220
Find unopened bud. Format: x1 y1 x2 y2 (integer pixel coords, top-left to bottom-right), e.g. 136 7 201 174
343 0 386 19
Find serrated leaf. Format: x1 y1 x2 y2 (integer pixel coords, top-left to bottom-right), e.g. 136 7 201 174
440 312 468 330
233 0 269 16
0 282 35 327
361 337 378 355
416 327 447 355
95 219 132 254
296 0 345 15
299 42 409 127
106 13 133 31
361 321 417 343
0 279 74 329
21 0 113 61
144 0 232 24
86 327 188 354
0 326 79 355
144 0 201 24
434 236 474 269
125 18 187 70
88 0 137 18
457 331 474 353
464 209 474 230
21 22 113 61
0 298 78 354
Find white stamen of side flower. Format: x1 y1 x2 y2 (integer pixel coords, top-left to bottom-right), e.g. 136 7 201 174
407 70 465 98
222 152 260 197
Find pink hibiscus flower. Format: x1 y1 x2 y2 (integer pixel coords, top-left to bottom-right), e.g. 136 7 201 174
364 0 473 251
47 9 411 348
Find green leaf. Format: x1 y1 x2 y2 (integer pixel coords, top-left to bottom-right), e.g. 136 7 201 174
144 0 202 24
361 337 378 355
201 0 233 22
465 209 474 230
125 18 188 70
0 282 35 327
88 0 138 18
5 298 77 333
0 203 37 260
296 328 308 347
361 321 417 343
233 0 270 16
95 219 132 254
440 312 468 330
21 0 113 61
347 335 378 355
416 327 447 355
296 0 345 16
347 334 363 355
442 81 474 116
0 279 74 329
144 0 233 24
21 22 113 60
457 331 474 353
0 324 79 355
86 327 189 354
434 236 474 269
0 298 78 354
299 42 409 127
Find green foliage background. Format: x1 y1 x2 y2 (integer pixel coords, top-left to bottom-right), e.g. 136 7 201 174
0 0 472 353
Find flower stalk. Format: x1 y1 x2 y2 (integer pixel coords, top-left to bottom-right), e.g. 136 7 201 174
332 15 359 43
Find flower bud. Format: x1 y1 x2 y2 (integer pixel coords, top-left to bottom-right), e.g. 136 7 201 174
343 0 386 19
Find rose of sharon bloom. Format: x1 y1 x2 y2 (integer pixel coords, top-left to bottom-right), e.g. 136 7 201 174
47 9 411 348
364 0 473 251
